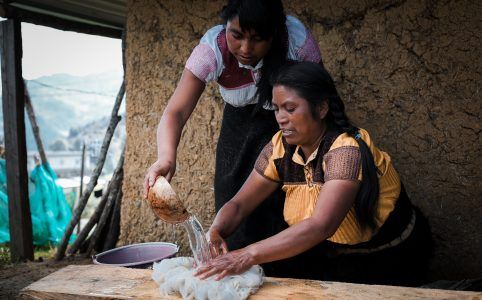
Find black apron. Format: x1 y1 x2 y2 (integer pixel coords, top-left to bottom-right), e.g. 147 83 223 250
214 103 287 249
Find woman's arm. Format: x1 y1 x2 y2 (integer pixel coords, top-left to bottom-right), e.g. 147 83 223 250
210 171 279 237
144 69 206 197
206 170 279 257
196 179 360 280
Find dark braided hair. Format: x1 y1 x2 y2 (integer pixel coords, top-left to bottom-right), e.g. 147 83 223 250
221 0 287 111
271 62 380 229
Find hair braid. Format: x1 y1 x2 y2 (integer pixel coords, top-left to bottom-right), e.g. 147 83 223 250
327 97 358 135
328 97 379 229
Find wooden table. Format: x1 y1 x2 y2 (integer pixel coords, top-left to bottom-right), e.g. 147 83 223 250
19 265 481 299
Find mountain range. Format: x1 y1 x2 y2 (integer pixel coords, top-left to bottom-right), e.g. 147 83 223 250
0 71 126 176
0 70 125 152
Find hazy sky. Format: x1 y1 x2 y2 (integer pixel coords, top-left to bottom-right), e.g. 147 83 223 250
19 22 122 80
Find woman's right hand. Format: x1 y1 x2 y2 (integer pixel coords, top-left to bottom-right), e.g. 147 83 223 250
207 228 229 258
143 158 176 199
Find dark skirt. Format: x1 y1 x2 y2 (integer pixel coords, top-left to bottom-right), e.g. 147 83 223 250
215 103 288 249
263 185 433 286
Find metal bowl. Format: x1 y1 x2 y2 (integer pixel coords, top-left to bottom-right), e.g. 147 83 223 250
92 242 178 268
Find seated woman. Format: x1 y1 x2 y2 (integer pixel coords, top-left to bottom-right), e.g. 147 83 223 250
195 62 432 286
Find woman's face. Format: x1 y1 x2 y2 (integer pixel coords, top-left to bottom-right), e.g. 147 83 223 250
226 17 273 67
272 85 327 153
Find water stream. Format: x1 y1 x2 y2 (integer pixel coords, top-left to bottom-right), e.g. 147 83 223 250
179 214 212 266
147 176 212 266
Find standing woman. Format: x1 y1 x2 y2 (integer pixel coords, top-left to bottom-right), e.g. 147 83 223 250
144 0 323 273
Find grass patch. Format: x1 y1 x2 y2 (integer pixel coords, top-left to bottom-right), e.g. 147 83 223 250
0 245 10 265
0 244 57 265
34 245 56 261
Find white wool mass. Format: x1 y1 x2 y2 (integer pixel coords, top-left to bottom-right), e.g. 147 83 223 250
152 257 264 300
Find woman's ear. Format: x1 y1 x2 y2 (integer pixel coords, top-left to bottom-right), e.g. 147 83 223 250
318 101 329 119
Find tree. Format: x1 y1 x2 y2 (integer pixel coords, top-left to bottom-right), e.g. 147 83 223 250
49 139 67 151
68 128 79 138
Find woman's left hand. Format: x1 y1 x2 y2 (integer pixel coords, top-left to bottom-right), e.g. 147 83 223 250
194 248 255 280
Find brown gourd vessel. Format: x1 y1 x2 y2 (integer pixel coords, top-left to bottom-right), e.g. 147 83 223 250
147 176 189 224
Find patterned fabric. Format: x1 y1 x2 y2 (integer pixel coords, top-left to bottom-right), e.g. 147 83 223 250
186 44 218 82
324 146 361 181
255 128 402 245
254 141 281 183
185 15 322 108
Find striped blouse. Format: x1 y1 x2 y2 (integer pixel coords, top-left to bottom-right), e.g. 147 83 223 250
254 129 401 245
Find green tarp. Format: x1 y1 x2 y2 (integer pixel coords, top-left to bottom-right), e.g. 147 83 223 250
0 158 75 245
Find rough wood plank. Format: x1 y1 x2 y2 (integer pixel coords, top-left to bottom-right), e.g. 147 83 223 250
19 265 482 300
0 18 34 262
20 265 166 300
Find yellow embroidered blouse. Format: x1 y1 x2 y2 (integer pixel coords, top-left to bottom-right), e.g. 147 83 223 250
254 128 401 245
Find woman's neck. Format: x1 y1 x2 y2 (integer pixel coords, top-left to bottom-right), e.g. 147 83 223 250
300 126 326 160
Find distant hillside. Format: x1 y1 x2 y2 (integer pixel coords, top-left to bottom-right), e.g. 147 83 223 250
0 71 124 152
66 114 126 175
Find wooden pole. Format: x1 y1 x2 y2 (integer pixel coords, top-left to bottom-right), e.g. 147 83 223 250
24 82 47 165
0 19 34 262
76 142 86 234
67 178 113 255
102 180 123 251
85 156 124 257
55 81 125 260
68 146 124 255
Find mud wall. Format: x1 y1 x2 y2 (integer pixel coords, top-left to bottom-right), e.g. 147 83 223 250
121 0 481 280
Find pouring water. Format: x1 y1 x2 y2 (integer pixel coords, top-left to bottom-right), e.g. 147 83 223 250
147 176 212 266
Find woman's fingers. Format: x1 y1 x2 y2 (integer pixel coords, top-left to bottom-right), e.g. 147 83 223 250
165 169 174 182
206 229 229 258
219 240 229 255
215 269 229 281
143 160 177 198
143 175 150 199
144 166 158 198
209 241 227 258
208 242 219 258
196 264 222 279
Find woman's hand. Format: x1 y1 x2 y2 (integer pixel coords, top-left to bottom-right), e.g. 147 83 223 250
143 157 176 199
195 248 255 280
206 228 229 258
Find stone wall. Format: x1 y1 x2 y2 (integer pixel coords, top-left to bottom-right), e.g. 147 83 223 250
121 0 481 280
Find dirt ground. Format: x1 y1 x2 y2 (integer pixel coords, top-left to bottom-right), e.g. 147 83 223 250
0 256 91 299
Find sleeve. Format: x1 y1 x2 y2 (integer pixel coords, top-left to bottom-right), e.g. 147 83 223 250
185 26 223 83
185 44 218 82
296 28 322 63
254 141 281 183
323 134 362 182
286 16 322 63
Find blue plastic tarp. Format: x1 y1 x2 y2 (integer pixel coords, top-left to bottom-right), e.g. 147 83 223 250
0 158 75 245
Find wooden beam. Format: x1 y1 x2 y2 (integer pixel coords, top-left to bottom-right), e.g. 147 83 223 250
0 19 34 262
0 4 121 39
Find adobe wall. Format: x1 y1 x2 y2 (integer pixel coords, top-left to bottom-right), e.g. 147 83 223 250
121 0 481 280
